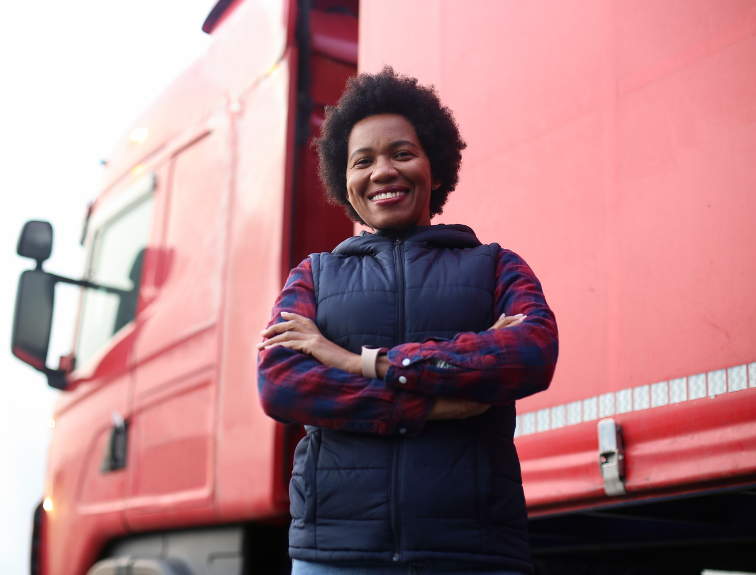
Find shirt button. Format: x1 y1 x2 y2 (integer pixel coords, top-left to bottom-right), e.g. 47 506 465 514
399 428 407 434
399 376 407 384
402 358 410 366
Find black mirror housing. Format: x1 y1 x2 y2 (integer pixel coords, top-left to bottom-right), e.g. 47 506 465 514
17 220 53 265
12 270 55 371
11 269 68 390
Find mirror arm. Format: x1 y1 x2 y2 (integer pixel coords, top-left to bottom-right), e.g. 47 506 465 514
18 271 128 392
47 273 129 296
43 367 68 391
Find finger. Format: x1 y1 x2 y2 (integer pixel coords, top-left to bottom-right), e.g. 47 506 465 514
261 320 295 338
281 311 313 325
256 330 308 349
488 313 525 330
504 316 526 328
500 314 526 327
469 404 490 417
261 316 317 338
492 314 518 328
259 339 307 352
450 399 482 419
459 402 488 418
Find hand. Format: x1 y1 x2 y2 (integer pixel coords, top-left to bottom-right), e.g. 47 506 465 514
427 396 491 420
488 313 526 330
258 312 362 374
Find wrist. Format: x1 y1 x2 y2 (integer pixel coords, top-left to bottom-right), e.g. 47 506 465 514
334 347 362 375
375 354 390 379
349 352 363 375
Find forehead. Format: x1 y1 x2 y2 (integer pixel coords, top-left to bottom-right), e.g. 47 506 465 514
347 114 420 151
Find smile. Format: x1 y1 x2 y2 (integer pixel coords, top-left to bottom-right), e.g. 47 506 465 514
370 188 409 201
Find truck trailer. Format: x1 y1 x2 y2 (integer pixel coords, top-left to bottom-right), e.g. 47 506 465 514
12 1 756 574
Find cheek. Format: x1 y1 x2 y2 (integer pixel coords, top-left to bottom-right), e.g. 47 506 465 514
345 181 356 205
345 174 363 204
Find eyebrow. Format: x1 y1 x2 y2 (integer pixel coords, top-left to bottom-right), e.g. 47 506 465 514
348 140 420 161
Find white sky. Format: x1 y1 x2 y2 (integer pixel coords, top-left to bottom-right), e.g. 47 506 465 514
0 1 215 571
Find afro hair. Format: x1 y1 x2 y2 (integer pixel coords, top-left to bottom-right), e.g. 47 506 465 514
315 66 467 224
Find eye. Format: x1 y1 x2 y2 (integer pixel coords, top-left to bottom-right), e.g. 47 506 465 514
353 157 372 167
394 150 413 159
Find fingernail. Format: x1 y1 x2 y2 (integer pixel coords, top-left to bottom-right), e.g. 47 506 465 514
500 313 506 319
514 314 524 318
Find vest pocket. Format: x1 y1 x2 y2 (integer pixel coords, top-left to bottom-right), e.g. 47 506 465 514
291 430 321 526
289 473 307 523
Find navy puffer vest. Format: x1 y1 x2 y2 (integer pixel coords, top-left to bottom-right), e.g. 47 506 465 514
289 225 532 573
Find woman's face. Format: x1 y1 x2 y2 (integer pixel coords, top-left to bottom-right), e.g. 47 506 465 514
346 113 439 230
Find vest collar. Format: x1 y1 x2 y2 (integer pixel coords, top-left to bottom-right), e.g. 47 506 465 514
333 224 482 257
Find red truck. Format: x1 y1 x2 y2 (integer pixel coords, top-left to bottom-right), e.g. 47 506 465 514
12 1 756 574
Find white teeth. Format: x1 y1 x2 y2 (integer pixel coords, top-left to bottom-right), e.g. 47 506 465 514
371 190 407 201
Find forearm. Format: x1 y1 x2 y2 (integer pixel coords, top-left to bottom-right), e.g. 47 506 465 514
257 258 433 435
382 249 559 404
258 344 432 435
383 315 558 404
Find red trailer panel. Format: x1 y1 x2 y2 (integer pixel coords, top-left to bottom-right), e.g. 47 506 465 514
360 0 756 514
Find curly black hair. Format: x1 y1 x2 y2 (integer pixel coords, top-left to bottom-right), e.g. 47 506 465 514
315 66 467 224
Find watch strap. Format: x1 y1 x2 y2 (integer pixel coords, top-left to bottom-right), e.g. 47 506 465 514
361 346 388 379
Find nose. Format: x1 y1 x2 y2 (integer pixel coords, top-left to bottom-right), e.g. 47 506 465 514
370 156 398 182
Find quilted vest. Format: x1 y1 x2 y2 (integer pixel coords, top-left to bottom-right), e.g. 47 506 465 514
288 225 532 573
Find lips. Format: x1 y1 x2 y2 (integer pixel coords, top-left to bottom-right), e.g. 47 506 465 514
368 186 409 202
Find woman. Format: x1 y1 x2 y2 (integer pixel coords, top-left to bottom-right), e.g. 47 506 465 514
257 67 558 575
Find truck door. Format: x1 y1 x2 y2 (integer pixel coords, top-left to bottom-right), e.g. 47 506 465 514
125 126 228 529
45 172 159 571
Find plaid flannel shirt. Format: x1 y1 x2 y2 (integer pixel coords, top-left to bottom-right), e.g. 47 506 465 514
257 247 558 436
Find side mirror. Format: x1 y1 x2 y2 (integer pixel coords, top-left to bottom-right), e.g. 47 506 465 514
17 220 53 267
11 267 66 390
12 219 122 390
12 271 54 368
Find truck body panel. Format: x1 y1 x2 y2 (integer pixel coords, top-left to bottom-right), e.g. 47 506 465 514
360 0 756 515
18 1 755 573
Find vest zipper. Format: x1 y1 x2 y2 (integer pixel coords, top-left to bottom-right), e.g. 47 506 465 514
393 238 406 344
391 238 405 562
390 440 401 561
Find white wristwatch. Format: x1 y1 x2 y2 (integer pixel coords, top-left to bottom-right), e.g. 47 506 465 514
361 346 389 379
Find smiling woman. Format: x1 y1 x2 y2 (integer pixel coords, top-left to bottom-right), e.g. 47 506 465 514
345 114 438 230
315 67 465 224
257 67 559 574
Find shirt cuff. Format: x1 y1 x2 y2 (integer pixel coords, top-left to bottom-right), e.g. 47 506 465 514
385 345 426 393
385 389 434 436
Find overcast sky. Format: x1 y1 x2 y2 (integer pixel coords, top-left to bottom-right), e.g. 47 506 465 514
0 1 215 571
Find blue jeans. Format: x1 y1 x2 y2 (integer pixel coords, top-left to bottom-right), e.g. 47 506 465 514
291 559 526 575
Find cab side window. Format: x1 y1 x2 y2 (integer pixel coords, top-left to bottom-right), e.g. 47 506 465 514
76 194 153 367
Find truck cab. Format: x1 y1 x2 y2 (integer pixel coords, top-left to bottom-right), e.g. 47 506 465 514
13 1 356 573
12 1 756 574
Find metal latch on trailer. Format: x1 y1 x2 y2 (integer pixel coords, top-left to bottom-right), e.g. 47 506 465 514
598 418 626 496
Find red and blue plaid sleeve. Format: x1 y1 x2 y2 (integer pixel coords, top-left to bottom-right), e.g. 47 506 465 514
384 248 558 404
257 259 434 436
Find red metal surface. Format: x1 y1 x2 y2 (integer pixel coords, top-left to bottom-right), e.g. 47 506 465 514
360 0 756 513
519 388 756 514
37 0 756 572
44 1 296 572
310 9 358 64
